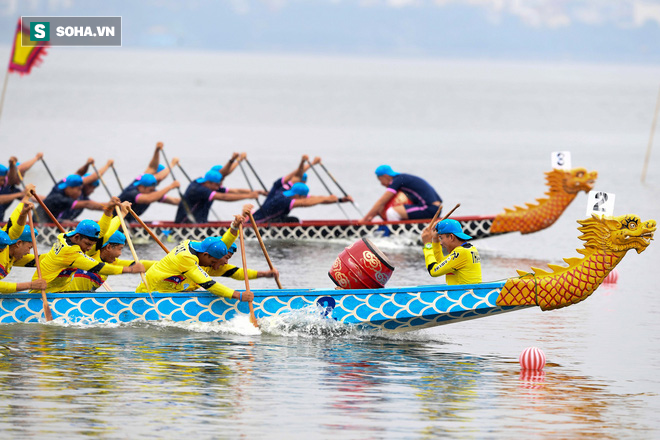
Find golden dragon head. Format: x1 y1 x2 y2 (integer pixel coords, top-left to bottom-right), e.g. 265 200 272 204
578 214 656 255
547 167 598 195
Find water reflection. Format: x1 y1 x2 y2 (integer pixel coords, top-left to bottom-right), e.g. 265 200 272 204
0 325 258 438
0 323 654 438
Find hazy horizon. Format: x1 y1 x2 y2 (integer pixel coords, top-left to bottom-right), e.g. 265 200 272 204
1 0 660 64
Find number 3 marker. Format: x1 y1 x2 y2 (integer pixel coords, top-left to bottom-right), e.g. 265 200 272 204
551 151 572 170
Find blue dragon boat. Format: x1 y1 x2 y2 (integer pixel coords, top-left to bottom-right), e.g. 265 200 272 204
0 282 522 331
2 213 653 331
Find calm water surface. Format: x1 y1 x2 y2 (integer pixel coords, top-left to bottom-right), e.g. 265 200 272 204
0 48 659 438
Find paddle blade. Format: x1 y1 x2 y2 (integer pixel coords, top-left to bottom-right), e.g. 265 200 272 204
249 301 258 328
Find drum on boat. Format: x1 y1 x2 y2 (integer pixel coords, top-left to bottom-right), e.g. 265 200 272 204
328 238 395 289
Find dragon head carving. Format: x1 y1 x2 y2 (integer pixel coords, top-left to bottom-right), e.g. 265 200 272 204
577 214 656 255
547 167 597 195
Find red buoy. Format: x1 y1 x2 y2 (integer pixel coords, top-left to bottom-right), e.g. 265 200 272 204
603 268 619 284
519 347 546 371
329 238 395 289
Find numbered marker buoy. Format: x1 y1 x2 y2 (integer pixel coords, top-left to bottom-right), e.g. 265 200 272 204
586 190 615 218
551 151 571 170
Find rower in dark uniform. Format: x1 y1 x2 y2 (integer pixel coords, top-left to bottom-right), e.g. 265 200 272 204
262 155 320 205
361 165 442 222
118 173 180 222
252 182 352 224
174 170 263 224
36 174 106 222
0 162 21 222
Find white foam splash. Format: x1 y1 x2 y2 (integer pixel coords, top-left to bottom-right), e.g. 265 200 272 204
33 307 453 342
156 315 262 335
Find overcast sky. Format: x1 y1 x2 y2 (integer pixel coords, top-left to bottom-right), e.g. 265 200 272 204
2 0 659 63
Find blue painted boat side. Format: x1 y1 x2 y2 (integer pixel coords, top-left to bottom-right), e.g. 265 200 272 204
0 281 529 331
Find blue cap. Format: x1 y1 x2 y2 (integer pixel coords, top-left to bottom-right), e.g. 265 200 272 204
57 174 84 190
83 173 100 187
228 243 237 254
436 219 472 241
0 228 33 247
0 230 11 248
375 165 399 177
189 237 228 259
134 174 157 187
157 164 165 173
197 170 222 184
210 165 225 176
0 165 7 177
66 219 101 239
283 182 309 197
8 225 38 244
102 230 126 248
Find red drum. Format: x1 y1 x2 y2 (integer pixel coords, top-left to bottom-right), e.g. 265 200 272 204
329 238 395 289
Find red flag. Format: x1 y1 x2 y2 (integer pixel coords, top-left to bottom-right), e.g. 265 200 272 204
8 19 49 75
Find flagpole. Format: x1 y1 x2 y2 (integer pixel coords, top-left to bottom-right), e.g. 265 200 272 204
0 71 9 123
642 85 660 184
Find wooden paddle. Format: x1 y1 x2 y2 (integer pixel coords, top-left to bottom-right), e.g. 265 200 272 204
247 211 282 289
30 190 66 233
426 203 461 232
317 162 364 217
40 157 57 185
15 168 42 224
127 207 170 254
238 161 262 209
110 163 124 192
305 159 351 220
27 210 52 322
243 158 269 192
32 189 116 294
159 148 197 223
115 206 161 319
91 163 113 198
238 223 258 327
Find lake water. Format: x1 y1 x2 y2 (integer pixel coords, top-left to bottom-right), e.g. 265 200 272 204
1 48 660 438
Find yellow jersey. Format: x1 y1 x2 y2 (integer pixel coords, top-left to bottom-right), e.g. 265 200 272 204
178 264 258 292
60 214 154 292
0 247 37 293
64 259 156 292
0 202 36 293
2 201 26 238
31 233 126 293
423 241 482 285
2 201 36 266
137 229 239 297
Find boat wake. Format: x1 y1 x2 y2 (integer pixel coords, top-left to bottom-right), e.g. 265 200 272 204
39 304 438 340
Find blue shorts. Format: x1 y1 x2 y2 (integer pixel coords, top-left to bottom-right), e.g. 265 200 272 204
404 204 438 220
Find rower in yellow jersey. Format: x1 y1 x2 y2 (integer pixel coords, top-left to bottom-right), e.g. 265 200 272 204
177 242 279 292
31 199 146 293
421 219 482 285
62 200 156 292
137 205 255 303
0 188 47 293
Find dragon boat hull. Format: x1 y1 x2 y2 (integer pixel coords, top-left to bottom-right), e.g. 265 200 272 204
7 167 595 245
25 216 498 244
0 282 529 332
5 213 650 331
